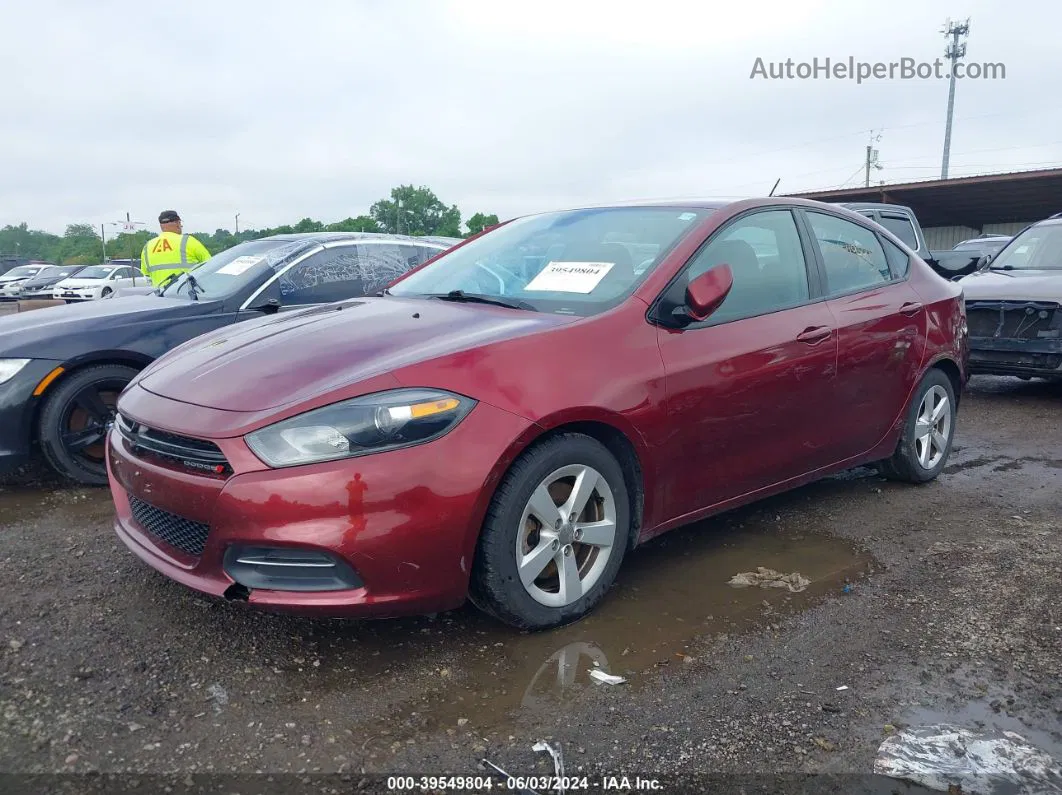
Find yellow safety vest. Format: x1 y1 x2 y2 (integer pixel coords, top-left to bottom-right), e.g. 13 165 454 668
141 232 210 288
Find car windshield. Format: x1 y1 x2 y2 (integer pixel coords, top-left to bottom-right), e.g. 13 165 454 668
48 268 79 279
990 225 1062 270
161 238 307 299
3 265 45 278
70 265 117 279
388 206 712 315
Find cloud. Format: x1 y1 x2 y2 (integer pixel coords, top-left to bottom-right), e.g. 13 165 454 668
1 0 1059 234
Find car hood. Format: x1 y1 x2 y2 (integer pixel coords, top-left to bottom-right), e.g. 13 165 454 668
0 274 32 284
0 295 216 357
18 276 68 290
959 269 1062 302
54 279 107 290
138 297 577 412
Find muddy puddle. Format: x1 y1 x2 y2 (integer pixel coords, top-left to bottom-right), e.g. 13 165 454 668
273 511 874 751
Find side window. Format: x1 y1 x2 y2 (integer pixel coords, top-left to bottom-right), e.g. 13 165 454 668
112 267 131 279
277 247 366 305
877 214 920 250
881 237 911 278
277 244 427 305
806 212 893 296
352 244 429 295
685 210 811 324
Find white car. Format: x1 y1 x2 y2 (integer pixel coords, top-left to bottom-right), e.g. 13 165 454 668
0 264 55 300
52 264 147 302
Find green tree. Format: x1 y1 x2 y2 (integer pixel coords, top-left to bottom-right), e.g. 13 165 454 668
325 215 380 233
105 230 152 262
370 185 461 237
465 212 500 237
290 218 321 233
60 223 103 264
0 223 61 262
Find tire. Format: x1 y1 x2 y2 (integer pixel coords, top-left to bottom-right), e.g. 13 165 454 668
469 433 630 630
100 288 112 298
878 369 957 483
38 364 139 486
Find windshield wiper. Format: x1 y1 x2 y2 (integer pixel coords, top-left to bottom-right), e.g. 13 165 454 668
426 290 536 311
157 272 181 294
185 273 205 300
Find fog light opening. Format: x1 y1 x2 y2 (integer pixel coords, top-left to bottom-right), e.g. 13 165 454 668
224 583 250 601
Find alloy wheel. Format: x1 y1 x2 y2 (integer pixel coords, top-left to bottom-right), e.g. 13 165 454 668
59 380 124 468
914 384 951 470
516 464 619 608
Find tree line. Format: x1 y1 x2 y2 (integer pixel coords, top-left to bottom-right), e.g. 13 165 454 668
0 185 500 266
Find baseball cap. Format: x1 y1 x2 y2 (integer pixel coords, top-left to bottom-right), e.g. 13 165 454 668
158 210 181 223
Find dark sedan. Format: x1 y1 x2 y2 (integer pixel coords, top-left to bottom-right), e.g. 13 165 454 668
0 232 458 485
0 265 88 301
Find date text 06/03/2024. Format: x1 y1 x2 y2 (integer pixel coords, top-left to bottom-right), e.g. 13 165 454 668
385 775 664 791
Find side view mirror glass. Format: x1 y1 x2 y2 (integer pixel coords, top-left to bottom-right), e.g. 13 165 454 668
976 254 991 269
685 264 734 321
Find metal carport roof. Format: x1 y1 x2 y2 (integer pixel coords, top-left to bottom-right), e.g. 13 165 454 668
785 168 1062 228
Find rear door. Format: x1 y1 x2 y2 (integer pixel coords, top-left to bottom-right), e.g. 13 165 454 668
799 209 927 461
655 208 840 519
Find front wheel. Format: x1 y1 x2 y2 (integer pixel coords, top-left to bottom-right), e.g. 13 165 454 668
470 433 630 630
878 369 957 483
38 364 139 485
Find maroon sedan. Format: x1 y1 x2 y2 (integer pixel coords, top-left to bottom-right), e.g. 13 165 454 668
107 198 967 630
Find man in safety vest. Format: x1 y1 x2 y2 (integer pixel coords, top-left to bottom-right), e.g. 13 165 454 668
141 210 211 288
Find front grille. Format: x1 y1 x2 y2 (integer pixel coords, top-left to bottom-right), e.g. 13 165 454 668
129 496 210 558
117 414 231 476
966 300 1059 340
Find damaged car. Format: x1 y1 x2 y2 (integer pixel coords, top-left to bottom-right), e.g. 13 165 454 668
959 215 1062 380
106 197 967 630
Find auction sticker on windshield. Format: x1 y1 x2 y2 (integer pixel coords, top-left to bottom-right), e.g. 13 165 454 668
216 256 263 276
525 261 614 293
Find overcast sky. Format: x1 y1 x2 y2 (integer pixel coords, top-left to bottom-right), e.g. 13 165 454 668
2 0 1059 235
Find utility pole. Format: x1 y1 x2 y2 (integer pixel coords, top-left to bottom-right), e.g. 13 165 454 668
940 18 970 179
100 224 107 262
235 213 240 235
865 131 883 187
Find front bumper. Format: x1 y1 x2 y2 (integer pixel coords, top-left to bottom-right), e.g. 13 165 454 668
968 336 1062 378
107 396 534 618
0 359 65 473
53 288 101 301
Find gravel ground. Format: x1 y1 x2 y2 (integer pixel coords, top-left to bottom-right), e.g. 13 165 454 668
0 375 1059 794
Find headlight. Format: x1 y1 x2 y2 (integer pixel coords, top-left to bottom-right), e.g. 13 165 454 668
245 388 476 468
0 359 31 385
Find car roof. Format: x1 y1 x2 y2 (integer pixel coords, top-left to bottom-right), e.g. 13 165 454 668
835 201 914 213
261 232 460 246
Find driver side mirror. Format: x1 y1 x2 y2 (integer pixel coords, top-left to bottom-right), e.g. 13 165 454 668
976 254 992 270
684 264 734 321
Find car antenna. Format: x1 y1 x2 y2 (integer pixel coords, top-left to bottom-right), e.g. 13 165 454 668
769 178 781 197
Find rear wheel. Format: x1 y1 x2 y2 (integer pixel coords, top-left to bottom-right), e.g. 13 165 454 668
38 364 139 486
470 433 630 630
878 369 956 483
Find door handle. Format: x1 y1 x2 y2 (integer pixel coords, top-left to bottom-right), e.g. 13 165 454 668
796 325 832 345
900 301 923 316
